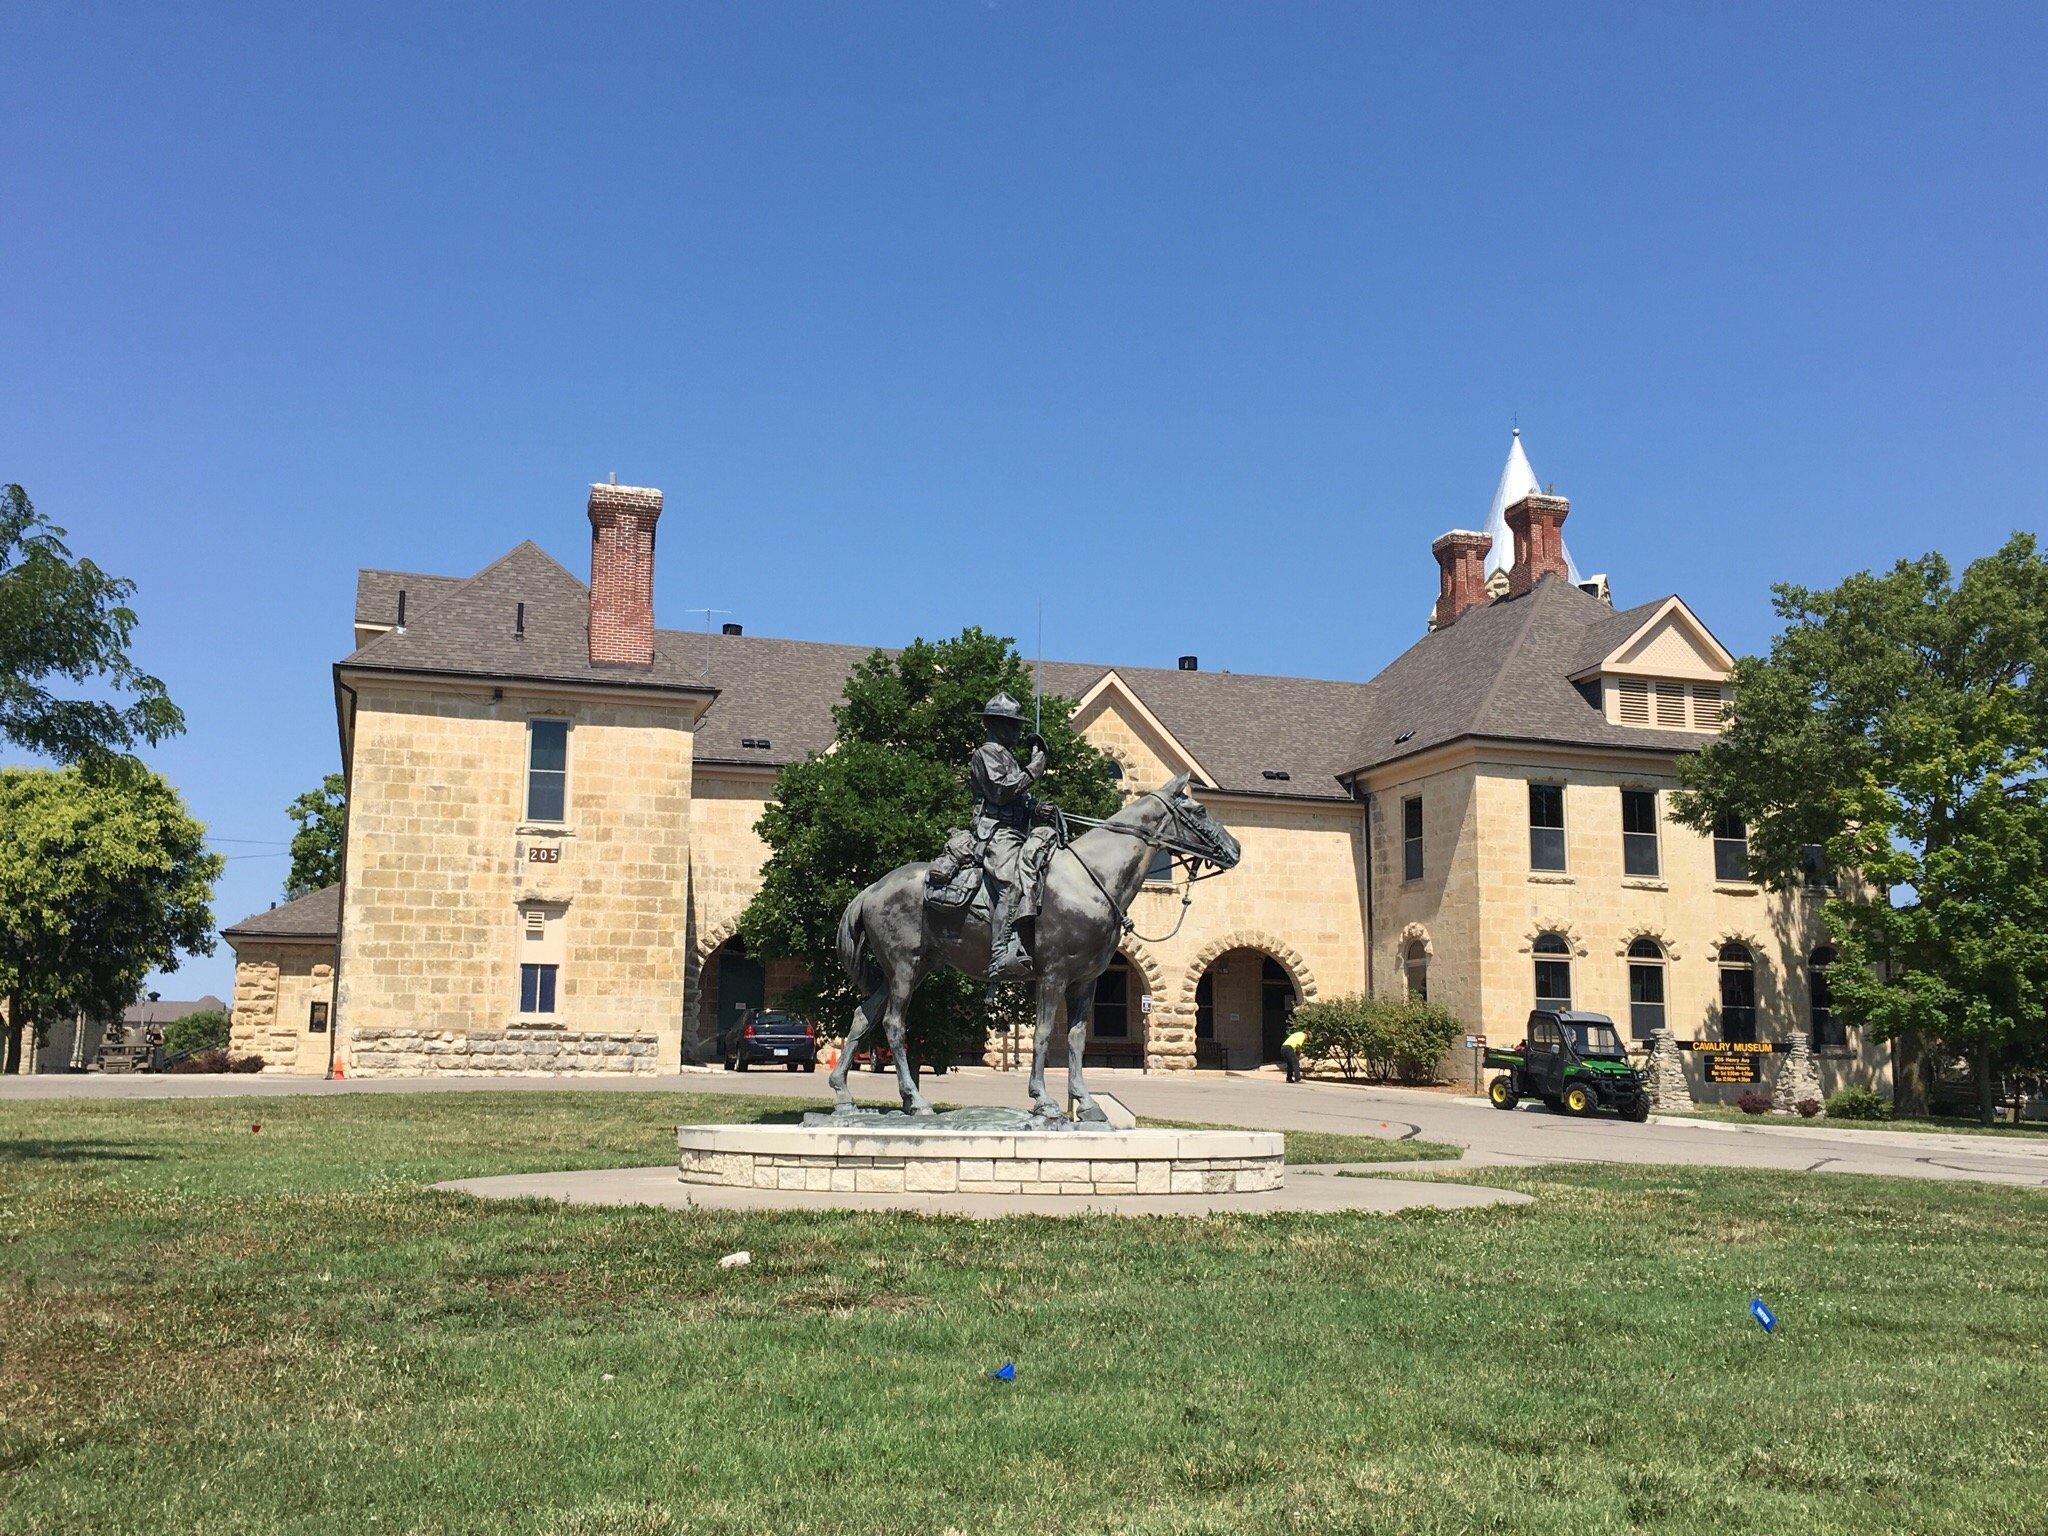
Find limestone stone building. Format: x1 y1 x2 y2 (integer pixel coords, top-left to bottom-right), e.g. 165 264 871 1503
224 441 1890 1095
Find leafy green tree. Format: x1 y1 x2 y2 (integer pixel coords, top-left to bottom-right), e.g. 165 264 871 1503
0 484 183 761
162 1006 231 1058
286 772 347 896
739 627 1122 1067
0 764 223 1073
1672 534 2048 1122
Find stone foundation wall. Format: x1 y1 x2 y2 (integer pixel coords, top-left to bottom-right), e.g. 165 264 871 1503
346 1025 660 1076
677 1126 1283 1196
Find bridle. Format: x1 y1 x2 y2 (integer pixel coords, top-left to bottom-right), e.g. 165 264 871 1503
1042 790 1233 942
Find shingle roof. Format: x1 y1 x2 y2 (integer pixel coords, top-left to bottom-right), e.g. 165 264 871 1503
341 544 715 697
1343 576 1703 773
342 549 1714 799
354 569 465 631
223 883 340 942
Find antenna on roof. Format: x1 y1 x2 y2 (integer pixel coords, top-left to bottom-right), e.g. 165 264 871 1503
682 607 731 679
608 471 617 485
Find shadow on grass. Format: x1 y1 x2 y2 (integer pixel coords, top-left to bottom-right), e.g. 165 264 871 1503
0 1138 160 1165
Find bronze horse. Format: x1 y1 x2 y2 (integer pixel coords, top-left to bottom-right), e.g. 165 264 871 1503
832 774 1241 1117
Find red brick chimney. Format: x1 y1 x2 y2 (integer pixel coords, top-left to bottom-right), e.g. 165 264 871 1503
1429 530 1492 629
1504 492 1571 598
587 482 662 665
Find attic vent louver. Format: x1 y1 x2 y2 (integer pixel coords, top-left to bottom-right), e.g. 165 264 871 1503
515 602 526 640
395 589 406 631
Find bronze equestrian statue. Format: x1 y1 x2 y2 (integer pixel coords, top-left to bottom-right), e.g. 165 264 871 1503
831 707 1241 1119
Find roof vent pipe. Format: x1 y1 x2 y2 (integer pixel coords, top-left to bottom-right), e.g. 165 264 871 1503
1178 655 1198 671
722 622 742 636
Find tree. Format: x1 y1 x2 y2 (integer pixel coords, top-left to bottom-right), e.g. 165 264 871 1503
286 772 347 896
0 764 223 1073
0 484 183 761
1671 534 2048 1123
739 627 1122 1066
162 1006 231 1059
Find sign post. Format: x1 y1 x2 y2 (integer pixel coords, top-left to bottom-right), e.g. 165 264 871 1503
1466 1034 1486 1094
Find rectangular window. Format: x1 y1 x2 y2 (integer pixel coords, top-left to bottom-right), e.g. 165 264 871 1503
1628 963 1665 1039
1714 811 1751 882
1799 844 1832 890
1529 783 1567 871
307 1001 330 1034
1402 795 1424 882
1092 968 1129 1038
1621 789 1661 878
519 963 558 1015
1533 965 1572 1013
1144 848 1175 885
526 719 568 822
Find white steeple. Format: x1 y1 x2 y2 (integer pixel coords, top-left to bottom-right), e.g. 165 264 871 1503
1482 429 1582 585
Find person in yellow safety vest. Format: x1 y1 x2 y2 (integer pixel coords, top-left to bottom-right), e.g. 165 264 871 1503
1280 1023 1307 1083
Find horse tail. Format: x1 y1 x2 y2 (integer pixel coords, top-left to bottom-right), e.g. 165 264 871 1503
837 886 879 994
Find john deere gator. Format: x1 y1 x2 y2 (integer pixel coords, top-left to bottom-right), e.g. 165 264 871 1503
1485 1009 1651 1121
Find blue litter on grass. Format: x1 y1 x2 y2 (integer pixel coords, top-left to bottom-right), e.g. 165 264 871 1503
988 1362 1016 1383
1751 1297 1777 1334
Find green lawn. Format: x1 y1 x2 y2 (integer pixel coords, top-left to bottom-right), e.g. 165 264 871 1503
1662 1104 2048 1138
5 1091 2048 1535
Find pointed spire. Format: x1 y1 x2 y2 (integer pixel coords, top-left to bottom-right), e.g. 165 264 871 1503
1482 429 1581 584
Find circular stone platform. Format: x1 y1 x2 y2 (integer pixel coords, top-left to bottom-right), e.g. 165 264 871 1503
677 1122 1284 1197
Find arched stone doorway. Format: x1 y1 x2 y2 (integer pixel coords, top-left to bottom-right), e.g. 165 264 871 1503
1191 947 1303 1070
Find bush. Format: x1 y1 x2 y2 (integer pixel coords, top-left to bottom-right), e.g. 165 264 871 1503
162 1007 231 1059
1736 1090 1773 1115
165 1049 265 1075
1296 996 1465 1083
1796 1096 1823 1118
1825 1085 1890 1121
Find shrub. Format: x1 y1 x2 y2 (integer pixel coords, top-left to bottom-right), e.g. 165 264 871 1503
162 1007 231 1059
1736 1090 1774 1115
1825 1085 1890 1121
1796 1096 1823 1118
1296 996 1465 1083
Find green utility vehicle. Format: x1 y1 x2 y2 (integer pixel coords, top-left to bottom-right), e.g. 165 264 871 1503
1484 1010 1651 1121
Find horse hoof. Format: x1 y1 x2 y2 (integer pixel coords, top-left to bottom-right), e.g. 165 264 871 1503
905 1101 936 1118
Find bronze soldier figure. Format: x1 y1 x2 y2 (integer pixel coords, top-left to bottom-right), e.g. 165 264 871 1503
972 691 1047 997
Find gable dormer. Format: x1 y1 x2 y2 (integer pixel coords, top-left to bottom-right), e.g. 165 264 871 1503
1574 597 1735 733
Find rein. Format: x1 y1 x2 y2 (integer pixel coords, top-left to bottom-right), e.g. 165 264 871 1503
1041 793 1226 943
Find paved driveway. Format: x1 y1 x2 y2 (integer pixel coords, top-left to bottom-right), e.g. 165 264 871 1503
6 1065 2047 1188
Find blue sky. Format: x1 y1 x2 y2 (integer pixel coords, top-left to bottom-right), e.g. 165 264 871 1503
5 3 2045 999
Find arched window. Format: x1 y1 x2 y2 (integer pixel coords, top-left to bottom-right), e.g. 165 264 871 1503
1718 941 1757 1042
1533 933 1572 1012
1810 946 1842 1049
1404 938 1429 1002
1626 937 1666 1039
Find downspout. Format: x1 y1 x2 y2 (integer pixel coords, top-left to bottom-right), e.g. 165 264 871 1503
327 668 358 1081
1352 778 1376 1000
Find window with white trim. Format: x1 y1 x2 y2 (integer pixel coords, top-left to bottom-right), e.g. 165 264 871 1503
1533 933 1573 1011
1529 783 1566 871
518 905 564 1018
1621 789 1660 878
526 719 569 822
1627 937 1666 1039
1402 795 1424 882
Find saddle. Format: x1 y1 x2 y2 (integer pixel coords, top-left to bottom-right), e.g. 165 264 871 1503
925 824 1059 919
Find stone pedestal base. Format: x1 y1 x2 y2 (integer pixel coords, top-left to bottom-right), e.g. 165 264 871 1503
1773 1030 1824 1112
1644 1029 1693 1111
677 1123 1283 1197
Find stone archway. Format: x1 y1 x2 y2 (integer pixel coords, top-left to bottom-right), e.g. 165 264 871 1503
1179 931 1317 1071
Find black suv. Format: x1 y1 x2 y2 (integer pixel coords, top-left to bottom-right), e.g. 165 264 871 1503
722 1009 819 1072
